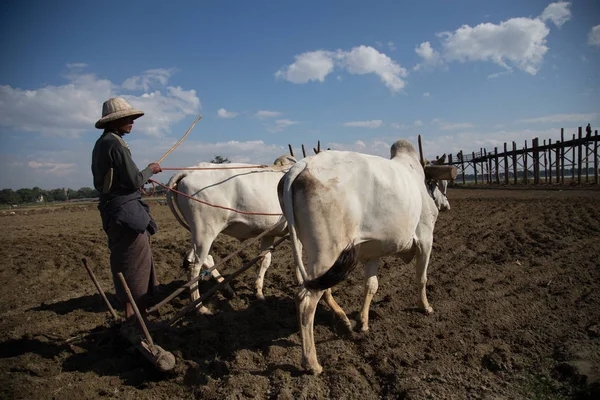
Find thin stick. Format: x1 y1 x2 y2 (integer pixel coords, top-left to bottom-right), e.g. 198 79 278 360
81 258 119 321
157 115 202 164
147 220 286 314
418 135 425 167
288 144 294 157
301 144 307 158
117 273 154 347
165 236 289 327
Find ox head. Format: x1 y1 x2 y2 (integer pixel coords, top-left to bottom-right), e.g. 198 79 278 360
424 154 452 212
273 154 297 166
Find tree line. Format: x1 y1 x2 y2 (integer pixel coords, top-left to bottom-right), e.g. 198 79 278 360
0 187 100 205
1 155 232 205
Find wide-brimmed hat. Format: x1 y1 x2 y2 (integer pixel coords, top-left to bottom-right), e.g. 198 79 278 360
95 97 144 129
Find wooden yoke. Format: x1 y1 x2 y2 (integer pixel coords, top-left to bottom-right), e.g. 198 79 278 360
418 134 457 180
424 165 458 180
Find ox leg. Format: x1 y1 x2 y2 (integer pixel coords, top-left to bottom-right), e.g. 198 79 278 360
414 237 434 314
322 289 354 333
204 255 236 300
359 259 379 332
186 236 215 315
296 287 325 375
255 237 274 301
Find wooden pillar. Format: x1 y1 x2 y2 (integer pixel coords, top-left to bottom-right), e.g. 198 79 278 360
572 134 576 182
577 127 583 184
548 139 553 184
512 141 518 184
543 139 548 183
523 140 528 184
480 148 485 184
473 151 478 184
460 151 466 184
594 130 598 185
531 138 540 185
503 143 509 184
560 129 565 184
494 147 500 184
585 134 590 183
483 149 488 184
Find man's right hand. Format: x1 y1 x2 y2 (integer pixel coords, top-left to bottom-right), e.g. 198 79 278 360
148 163 162 174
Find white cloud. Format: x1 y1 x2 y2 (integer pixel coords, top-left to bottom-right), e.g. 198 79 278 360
266 119 299 133
0 65 200 138
488 70 513 79
517 112 598 123
413 41 441 70
275 50 336 83
341 45 408 91
439 17 549 75
327 139 391 156
255 110 282 119
589 25 600 47
217 108 238 119
540 2 572 28
276 45 407 92
343 120 383 128
122 68 175 91
423 92 430 97
391 119 424 130
432 118 475 130
28 161 76 176
387 41 396 51
66 63 88 70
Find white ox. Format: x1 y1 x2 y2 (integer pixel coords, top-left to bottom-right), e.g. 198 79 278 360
167 155 296 314
278 140 451 374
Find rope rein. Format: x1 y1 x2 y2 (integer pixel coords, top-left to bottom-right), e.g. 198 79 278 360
148 178 283 216
161 165 271 171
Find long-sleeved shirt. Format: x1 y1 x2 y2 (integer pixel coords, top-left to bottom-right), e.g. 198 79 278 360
91 130 157 235
91 130 154 197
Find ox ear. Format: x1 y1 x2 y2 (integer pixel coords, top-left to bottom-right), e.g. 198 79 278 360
435 153 447 165
424 164 457 180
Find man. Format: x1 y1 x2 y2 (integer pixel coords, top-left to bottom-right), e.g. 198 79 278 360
91 97 162 338
586 123 592 137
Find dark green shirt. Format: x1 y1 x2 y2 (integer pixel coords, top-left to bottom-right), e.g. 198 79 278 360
91 130 154 196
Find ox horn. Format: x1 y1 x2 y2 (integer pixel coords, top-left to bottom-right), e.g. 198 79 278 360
424 165 457 180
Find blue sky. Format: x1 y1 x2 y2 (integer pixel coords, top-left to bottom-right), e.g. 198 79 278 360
0 0 599 190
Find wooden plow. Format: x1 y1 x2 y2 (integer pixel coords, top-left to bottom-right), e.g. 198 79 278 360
81 221 290 372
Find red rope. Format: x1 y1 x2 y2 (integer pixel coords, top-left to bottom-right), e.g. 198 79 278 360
148 179 283 216
161 165 270 171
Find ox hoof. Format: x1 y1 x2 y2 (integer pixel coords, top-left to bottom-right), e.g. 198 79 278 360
197 306 214 316
302 362 323 375
423 306 434 315
256 293 266 301
359 323 369 333
221 284 236 300
335 318 355 336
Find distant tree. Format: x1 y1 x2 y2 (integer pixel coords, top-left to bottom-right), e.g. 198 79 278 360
210 155 231 164
48 188 67 202
77 187 99 199
16 188 35 203
0 189 21 205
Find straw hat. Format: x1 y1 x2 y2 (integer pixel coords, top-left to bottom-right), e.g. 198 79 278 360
95 97 144 129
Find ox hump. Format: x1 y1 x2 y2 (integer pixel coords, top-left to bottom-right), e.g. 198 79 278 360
390 140 418 160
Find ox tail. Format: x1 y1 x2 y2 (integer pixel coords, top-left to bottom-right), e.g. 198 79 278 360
281 162 359 290
303 243 358 291
166 171 191 232
282 161 310 284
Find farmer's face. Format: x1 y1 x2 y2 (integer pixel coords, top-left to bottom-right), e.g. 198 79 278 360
114 117 135 134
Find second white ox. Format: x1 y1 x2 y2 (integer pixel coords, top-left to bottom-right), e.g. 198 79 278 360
167 155 296 314
278 139 451 375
